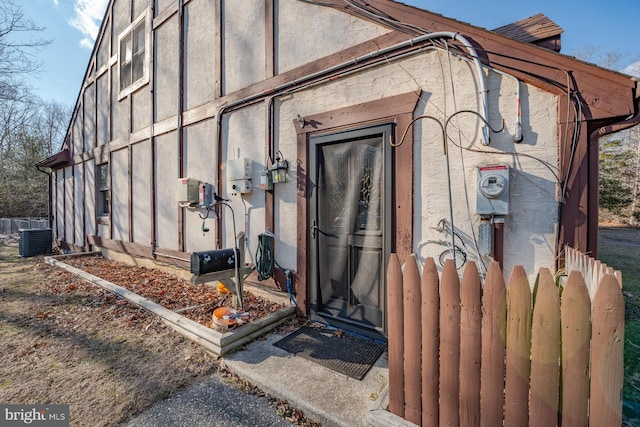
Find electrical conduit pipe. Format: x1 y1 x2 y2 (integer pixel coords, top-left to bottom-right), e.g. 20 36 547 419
213 30 491 244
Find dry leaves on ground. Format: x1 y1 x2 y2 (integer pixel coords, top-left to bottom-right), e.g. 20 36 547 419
60 255 286 328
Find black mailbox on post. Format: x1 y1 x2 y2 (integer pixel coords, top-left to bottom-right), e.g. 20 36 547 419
190 248 239 276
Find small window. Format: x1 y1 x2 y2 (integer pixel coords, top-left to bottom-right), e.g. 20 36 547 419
118 11 148 97
97 163 109 216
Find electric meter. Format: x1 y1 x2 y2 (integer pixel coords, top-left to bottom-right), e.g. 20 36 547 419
479 174 507 199
476 165 509 215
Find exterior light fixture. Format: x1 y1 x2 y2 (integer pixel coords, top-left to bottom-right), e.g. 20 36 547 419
271 151 289 184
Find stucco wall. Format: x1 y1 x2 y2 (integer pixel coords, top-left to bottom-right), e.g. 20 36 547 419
155 14 179 122
83 84 96 152
72 109 83 156
84 160 96 239
53 0 562 279
55 169 64 241
111 74 129 141
96 15 110 70
184 0 217 110
132 87 150 132
183 118 218 253
155 131 179 251
111 147 129 241
268 49 559 276
131 140 151 245
223 0 265 95
64 166 73 244
96 74 109 147
74 165 84 246
275 0 391 74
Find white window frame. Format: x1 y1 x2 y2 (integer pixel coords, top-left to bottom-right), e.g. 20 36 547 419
118 9 150 99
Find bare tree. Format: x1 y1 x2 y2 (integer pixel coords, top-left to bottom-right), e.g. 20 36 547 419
626 125 640 225
0 1 66 217
0 0 50 101
571 45 627 70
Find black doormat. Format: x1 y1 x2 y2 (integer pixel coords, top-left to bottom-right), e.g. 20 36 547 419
273 325 385 380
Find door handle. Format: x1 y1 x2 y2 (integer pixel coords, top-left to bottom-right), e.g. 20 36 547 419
310 219 319 239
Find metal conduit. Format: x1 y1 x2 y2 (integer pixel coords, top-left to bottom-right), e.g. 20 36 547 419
216 31 489 145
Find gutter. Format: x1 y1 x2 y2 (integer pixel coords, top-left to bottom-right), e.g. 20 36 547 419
36 165 53 230
590 96 640 139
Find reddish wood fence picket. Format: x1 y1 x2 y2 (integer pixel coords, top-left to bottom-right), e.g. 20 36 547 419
387 248 624 426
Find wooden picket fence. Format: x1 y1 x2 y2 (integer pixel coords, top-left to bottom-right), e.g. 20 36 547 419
386 249 624 426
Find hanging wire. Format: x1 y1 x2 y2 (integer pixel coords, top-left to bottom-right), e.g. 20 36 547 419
301 0 582 266
445 46 488 275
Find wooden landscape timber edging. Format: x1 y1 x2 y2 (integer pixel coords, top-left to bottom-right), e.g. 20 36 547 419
44 255 295 356
375 248 624 427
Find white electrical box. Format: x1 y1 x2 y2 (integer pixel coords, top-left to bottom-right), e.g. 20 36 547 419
177 178 199 204
227 158 252 180
229 180 252 194
227 158 252 195
476 165 510 215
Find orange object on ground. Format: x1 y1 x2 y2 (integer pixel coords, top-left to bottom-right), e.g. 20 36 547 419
213 307 236 325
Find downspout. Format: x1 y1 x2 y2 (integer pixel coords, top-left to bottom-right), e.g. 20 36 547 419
177 0 186 252
36 165 52 229
587 95 640 256
149 2 157 257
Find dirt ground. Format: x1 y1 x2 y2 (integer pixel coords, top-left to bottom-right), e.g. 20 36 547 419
0 241 311 427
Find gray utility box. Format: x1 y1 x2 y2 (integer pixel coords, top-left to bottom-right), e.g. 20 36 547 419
19 228 52 257
476 165 510 215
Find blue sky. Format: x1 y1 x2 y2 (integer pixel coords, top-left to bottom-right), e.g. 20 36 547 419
19 0 640 107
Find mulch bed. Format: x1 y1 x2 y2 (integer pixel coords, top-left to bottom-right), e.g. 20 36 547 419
59 255 286 329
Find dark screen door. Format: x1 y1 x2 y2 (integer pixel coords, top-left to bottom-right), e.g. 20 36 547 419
309 124 392 338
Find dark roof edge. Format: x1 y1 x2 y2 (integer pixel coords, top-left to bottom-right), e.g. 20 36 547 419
35 149 69 169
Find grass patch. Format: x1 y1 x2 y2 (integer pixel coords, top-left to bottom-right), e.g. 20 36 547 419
599 227 640 426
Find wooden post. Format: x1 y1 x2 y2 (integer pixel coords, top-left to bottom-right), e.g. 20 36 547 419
422 257 440 426
440 259 460 427
387 253 405 417
529 268 560 427
460 261 482 427
589 274 625 426
480 261 506 427
561 271 591 427
403 254 422 424
504 266 532 427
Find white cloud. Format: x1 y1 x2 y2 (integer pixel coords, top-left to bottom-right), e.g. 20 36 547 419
69 0 109 50
622 61 640 78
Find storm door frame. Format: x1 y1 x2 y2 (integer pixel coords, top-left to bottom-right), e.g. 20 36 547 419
294 92 419 337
